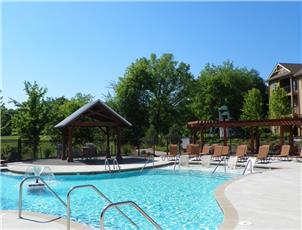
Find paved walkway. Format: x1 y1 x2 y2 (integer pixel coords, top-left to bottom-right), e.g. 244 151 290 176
221 161 302 230
0 210 89 229
6 156 171 174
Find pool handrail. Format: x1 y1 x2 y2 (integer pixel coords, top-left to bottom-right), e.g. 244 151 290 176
104 158 111 173
211 157 227 175
66 184 137 230
100 200 162 230
112 158 120 171
242 158 253 175
140 155 155 172
18 176 67 218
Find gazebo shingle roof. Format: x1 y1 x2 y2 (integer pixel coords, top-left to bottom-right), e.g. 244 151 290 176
55 100 132 128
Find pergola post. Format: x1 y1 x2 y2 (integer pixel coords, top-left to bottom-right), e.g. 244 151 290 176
200 129 204 147
116 127 122 161
250 127 255 154
223 126 227 146
67 126 73 162
106 127 111 158
280 126 285 146
289 126 294 148
192 130 196 144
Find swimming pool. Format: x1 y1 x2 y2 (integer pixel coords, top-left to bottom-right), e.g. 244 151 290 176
0 168 235 229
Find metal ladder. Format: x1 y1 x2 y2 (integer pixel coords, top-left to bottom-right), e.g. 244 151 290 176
19 177 139 230
105 158 121 173
66 185 136 230
100 200 162 230
140 155 155 172
211 157 227 175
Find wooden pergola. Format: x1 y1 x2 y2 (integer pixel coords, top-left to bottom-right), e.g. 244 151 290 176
187 117 302 154
55 100 132 162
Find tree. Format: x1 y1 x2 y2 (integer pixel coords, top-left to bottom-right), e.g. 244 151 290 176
241 88 263 120
11 81 49 158
112 53 195 146
0 92 16 136
193 61 267 120
269 86 291 119
241 88 264 152
43 93 94 144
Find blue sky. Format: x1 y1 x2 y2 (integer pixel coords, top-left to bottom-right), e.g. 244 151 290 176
2 1 301 107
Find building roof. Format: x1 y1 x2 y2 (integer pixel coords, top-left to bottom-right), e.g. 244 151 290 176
268 63 302 81
55 100 132 128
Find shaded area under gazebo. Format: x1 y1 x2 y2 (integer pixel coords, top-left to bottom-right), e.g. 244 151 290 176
187 117 302 154
55 100 132 162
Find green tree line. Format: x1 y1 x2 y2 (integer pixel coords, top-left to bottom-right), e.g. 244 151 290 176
1 53 291 157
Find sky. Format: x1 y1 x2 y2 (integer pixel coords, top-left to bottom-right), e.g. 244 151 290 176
2 1 302 107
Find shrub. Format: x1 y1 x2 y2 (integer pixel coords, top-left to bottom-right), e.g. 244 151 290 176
44 148 52 158
121 144 134 155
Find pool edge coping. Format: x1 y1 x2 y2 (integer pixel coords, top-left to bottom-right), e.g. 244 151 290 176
0 210 91 230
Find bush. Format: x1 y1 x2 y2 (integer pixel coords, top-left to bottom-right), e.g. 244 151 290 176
121 144 134 155
44 148 52 158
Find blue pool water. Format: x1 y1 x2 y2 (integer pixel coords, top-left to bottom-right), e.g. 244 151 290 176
0 168 235 229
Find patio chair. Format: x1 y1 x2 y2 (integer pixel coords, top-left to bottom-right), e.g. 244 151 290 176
167 144 178 160
188 144 200 159
256 145 270 163
275 145 291 161
235 145 248 162
199 145 210 157
227 156 238 170
212 145 223 160
221 146 229 158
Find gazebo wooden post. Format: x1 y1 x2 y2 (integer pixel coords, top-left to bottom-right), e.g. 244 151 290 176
280 126 285 146
61 128 67 160
250 127 255 154
223 126 227 146
67 126 73 162
116 127 122 161
106 127 111 158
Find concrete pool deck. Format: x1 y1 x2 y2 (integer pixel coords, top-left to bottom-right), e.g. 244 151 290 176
0 210 89 229
1 158 301 229
5 156 171 174
217 161 302 230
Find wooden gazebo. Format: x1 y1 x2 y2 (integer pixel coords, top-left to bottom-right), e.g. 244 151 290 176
55 100 132 162
187 117 302 154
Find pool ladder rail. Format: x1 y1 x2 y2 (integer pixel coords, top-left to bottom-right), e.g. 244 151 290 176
100 200 162 230
104 157 120 173
18 176 162 230
211 157 227 175
140 155 155 172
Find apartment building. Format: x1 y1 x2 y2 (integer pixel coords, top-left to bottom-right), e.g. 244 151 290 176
267 63 302 117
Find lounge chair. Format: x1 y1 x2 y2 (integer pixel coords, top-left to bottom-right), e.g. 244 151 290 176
221 146 229 158
256 145 270 163
227 156 238 170
212 145 223 160
166 144 178 160
274 145 291 161
187 144 200 159
199 145 210 157
235 145 248 162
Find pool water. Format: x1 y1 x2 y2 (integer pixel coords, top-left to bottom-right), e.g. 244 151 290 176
0 168 235 230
